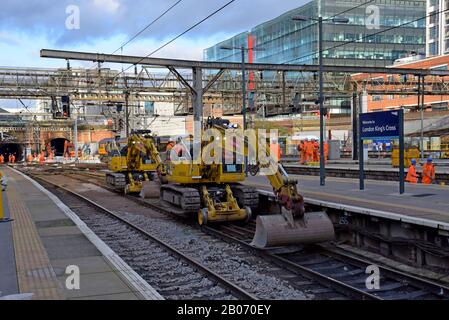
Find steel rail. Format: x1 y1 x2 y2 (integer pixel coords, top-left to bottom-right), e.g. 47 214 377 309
202 225 381 300
52 170 379 299
37 169 449 300
30 174 258 301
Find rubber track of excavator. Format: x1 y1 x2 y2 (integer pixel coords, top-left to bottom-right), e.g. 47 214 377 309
231 184 259 209
106 172 127 190
160 184 201 212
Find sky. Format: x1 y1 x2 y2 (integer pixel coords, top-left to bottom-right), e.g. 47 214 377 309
0 0 309 111
0 0 308 69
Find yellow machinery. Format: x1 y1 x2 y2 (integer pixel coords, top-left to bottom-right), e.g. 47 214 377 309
161 117 334 248
392 146 420 168
162 120 257 224
106 130 167 195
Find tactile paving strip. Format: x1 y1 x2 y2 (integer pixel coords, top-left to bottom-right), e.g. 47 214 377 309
8 184 65 300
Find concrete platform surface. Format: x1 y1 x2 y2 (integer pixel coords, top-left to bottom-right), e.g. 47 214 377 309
246 174 449 226
0 166 162 300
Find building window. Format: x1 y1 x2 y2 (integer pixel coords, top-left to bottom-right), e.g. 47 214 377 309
429 41 439 55
430 0 439 7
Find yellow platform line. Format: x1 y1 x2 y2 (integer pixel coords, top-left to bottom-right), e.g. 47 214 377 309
7 183 65 300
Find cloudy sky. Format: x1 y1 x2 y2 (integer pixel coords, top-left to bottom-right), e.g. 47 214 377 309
0 0 308 69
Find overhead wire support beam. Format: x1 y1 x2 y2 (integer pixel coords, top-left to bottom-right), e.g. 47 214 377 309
40 49 449 76
203 69 225 94
167 66 195 93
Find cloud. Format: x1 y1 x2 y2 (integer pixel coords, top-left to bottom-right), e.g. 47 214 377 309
0 0 311 68
0 32 22 46
93 0 121 13
0 0 307 46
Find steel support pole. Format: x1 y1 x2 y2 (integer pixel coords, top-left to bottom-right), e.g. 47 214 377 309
399 108 405 194
125 91 130 138
352 92 359 160
359 125 364 191
241 47 249 176
318 17 326 186
241 47 247 130
192 67 203 163
419 75 425 161
74 116 78 162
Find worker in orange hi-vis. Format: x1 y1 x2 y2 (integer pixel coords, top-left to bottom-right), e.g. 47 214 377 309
422 158 436 185
10 154 15 164
272 142 282 163
302 139 309 163
166 141 175 160
323 141 329 164
64 140 68 153
312 139 319 162
406 159 419 184
0 154 4 164
39 152 45 165
269 140 282 162
298 140 305 164
27 153 33 164
305 139 314 163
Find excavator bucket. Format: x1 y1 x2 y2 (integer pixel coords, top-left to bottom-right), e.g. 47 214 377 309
140 180 161 198
251 211 335 248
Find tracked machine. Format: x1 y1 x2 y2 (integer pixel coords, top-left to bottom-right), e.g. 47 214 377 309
106 130 167 196
161 117 335 248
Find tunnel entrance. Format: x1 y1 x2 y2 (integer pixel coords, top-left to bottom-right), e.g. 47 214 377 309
51 138 70 157
0 143 23 162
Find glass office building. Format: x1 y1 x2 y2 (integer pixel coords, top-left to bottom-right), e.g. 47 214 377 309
426 0 449 56
204 0 426 67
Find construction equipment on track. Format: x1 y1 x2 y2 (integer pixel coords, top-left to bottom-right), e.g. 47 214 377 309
161 118 259 225
161 117 334 247
106 130 166 196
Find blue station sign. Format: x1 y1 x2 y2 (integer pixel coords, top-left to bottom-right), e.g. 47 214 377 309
360 110 401 140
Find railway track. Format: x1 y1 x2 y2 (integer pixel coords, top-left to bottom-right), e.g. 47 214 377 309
29 173 318 300
25 169 449 300
205 224 449 300
32 175 256 300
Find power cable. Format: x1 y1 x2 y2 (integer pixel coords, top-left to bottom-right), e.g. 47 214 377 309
112 0 184 55
112 0 237 79
87 0 184 70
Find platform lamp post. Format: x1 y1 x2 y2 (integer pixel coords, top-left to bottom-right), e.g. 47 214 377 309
292 15 349 186
220 45 264 176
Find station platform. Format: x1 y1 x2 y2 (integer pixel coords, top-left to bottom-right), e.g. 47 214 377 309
284 163 449 174
245 174 449 229
0 166 162 300
282 163 449 185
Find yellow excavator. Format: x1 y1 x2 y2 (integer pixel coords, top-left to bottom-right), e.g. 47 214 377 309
161 117 335 248
106 130 167 195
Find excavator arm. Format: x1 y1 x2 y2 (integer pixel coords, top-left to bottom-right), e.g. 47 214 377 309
249 135 335 248
127 130 167 180
258 141 305 221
